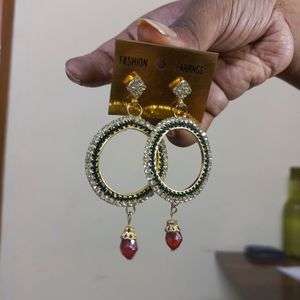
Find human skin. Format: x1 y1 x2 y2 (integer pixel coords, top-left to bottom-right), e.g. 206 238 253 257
65 0 300 147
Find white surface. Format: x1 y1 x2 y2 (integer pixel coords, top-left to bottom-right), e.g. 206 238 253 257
278 266 300 282
1 1 300 300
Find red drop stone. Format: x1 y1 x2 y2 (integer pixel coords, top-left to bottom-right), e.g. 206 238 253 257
165 231 182 250
120 238 138 259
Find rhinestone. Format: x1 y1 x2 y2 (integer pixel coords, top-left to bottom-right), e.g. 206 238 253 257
126 75 146 99
172 79 192 100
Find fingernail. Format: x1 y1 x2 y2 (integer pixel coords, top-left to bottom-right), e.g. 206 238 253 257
136 18 177 39
65 65 81 84
167 130 176 139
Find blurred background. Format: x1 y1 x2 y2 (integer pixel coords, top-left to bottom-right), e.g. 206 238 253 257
0 1 299 299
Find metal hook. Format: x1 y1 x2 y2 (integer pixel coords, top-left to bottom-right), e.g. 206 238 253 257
126 206 136 225
170 203 178 219
126 101 143 118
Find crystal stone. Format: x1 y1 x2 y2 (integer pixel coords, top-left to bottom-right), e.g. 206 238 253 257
126 75 146 99
120 238 138 259
165 231 182 251
172 79 192 100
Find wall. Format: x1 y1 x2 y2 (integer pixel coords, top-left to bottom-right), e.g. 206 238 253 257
0 1 300 300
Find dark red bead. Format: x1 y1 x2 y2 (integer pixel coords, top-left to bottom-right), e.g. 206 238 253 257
165 231 182 250
120 238 138 259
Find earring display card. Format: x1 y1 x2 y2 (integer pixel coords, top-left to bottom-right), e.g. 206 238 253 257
109 40 218 123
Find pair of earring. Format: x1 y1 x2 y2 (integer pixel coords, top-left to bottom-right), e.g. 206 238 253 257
85 72 212 259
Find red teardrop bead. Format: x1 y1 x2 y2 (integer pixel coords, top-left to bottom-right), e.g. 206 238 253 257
165 231 182 250
120 238 138 259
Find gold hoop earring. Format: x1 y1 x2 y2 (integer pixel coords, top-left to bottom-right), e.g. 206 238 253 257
143 77 212 250
85 72 168 259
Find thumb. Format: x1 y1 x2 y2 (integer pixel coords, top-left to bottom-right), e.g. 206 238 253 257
137 18 185 48
65 1 187 87
137 16 218 51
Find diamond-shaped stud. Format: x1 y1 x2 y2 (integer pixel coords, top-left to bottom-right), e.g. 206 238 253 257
172 79 192 100
126 75 146 99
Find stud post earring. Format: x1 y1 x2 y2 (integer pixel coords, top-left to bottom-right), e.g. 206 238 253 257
85 71 168 259
143 77 212 251
124 71 145 117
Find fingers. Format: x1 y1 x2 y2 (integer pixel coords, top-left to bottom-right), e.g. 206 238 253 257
65 39 115 87
137 18 196 147
166 110 215 148
138 19 227 146
205 81 229 121
65 3 227 147
164 83 227 147
65 1 186 87
167 129 197 148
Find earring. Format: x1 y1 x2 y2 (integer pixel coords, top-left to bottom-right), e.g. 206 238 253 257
85 71 168 259
143 77 212 250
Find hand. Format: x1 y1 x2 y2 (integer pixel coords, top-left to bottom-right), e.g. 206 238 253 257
66 0 299 146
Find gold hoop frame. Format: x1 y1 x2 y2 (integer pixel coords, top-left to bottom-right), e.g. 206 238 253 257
85 116 168 207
